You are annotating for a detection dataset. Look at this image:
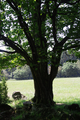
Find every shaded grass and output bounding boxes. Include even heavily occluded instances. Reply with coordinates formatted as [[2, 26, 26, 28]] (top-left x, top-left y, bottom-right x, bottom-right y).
[[7, 77, 80, 105]]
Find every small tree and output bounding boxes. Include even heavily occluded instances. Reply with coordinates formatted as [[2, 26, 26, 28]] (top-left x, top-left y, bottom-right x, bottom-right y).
[[0, 73, 9, 104]]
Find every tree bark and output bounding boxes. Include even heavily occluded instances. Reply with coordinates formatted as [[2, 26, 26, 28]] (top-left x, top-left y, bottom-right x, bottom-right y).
[[30, 47, 62, 107], [30, 66, 55, 107]]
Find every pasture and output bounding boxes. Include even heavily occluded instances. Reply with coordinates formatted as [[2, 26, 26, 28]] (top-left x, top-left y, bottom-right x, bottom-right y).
[[7, 77, 80, 105]]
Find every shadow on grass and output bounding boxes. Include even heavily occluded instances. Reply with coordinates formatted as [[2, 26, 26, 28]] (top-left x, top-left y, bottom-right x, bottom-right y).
[[3, 98, 80, 120], [57, 100, 80, 106], [10, 100, 80, 120]]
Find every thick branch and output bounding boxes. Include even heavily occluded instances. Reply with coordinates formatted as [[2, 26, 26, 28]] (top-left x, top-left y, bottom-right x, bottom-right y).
[[0, 34, 32, 64], [51, 1, 58, 44], [36, 0, 43, 47], [59, 36, 69, 45], [52, 13, 57, 43], [6, 0, 37, 60], [49, 43, 63, 81], [45, 0, 52, 18], [6, 0, 16, 10], [0, 49, 16, 54]]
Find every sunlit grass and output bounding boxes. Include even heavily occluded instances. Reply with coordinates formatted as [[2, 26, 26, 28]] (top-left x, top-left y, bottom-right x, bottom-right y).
[[53, 77, 80, 105], [7, 77, 80, 105], [7, 80, 34, 100]]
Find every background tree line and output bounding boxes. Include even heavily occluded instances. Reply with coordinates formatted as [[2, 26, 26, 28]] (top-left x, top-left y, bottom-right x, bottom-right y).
[[57, 51, 80, 77], [57, 60, 80, 77], [1, 65, 33, 80], [0, 51, 80, 80]]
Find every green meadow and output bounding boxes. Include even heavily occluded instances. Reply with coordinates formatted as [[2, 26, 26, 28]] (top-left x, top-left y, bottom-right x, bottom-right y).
[[7, 77, 80, 105]]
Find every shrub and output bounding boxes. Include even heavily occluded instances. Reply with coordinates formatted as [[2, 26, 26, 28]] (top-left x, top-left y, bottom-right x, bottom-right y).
[[0, 74, 9, 104]]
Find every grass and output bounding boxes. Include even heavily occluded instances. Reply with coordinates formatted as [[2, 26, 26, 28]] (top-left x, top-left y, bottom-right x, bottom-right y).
[[7, 77, 80, 105], [53, 77, 80, 105], [5, 78, 80, 120], [7, 79, 34, 101]]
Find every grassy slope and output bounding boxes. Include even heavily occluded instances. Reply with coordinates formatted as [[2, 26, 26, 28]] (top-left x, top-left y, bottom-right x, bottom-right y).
[[7, 77, 80, 105]]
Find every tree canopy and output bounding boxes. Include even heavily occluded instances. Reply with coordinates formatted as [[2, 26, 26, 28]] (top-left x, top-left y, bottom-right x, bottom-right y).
[[0, 0, 80, 68], [0, 0, 80, 105]]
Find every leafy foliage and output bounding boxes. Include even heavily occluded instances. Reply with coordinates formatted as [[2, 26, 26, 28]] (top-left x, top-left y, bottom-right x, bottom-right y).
[[0, 73, 9, 104], [0, 0, 80, 69]]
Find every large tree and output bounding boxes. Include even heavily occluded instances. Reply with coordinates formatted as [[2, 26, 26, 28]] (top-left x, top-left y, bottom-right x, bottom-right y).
[[0, 0, 80, 106]]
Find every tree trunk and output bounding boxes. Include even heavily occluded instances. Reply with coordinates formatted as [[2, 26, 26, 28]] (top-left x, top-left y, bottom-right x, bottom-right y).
[[30, 47, 62, 107], [30, 67, 55, 107]]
